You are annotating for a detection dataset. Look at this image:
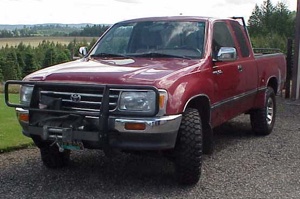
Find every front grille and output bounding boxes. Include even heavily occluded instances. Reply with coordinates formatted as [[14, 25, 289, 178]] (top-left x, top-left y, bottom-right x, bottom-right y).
[[37, 86, 120, 115], [5, 81, 159, 118]]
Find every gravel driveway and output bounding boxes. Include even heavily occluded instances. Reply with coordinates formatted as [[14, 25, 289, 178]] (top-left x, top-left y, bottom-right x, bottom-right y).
[[0, 97, 300, 199]]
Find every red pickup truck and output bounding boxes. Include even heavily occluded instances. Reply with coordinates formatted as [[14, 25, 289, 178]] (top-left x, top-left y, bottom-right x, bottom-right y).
[[5, 16, 286, 185]]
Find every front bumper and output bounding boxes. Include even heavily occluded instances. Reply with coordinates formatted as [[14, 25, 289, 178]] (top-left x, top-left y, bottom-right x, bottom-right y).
[[17, 108, 182, 150]]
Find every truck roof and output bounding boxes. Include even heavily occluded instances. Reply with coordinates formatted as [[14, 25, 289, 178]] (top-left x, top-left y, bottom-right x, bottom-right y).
[[119, 16, 218, 23]]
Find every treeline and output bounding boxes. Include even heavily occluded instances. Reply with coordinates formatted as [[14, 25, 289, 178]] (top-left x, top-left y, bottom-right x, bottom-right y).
[[247, 0, 296, 52], [69, 25, 109, 37], [0, 39, 97, 81], [0, 24, 110, 38]]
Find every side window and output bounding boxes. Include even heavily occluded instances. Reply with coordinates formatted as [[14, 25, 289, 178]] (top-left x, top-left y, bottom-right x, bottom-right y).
[[230, 21, 250, 57], [212, 22, 235, 57]]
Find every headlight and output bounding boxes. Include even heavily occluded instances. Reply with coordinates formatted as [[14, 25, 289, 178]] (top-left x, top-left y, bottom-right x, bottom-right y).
[[119, 91, 156, 114], [118, 89, 168, 116], [20, 85, 34, 106]]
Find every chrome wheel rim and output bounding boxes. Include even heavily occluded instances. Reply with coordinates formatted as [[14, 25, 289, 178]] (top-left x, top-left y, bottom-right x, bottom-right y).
[[266, 97, 274, 125]]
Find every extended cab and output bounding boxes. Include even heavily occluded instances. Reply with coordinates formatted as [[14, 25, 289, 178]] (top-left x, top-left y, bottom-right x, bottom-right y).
[[5, 16, 286, 185]]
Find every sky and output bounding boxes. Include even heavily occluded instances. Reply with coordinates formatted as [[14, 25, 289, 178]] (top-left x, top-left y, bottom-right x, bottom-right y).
[[0, 0, 297, 25]]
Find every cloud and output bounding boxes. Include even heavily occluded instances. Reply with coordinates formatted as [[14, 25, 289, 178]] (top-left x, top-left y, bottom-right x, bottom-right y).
[[0, 0, 296, 25], [224, 0, 256, 5], [113, 0, 140, 4]]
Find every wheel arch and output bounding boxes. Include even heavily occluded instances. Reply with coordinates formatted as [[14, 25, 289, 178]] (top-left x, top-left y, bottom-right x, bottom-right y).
[[183, 94, 214, 154], [267, 76, 278, 94], [183, 94, 211, 131]]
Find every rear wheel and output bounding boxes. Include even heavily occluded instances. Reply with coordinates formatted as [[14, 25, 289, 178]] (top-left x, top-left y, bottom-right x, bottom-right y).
[[250, 87, 276, 135], [174, 108, 202, 185]]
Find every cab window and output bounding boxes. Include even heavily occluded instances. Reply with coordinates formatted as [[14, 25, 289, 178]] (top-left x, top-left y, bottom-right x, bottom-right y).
[[230, 21, 250, 57], [212, 22, 235, 58]]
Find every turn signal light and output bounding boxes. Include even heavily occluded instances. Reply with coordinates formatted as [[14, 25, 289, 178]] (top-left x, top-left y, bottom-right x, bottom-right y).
[[18, 113, 29, 122], [159, 95, 165, 109], [125, 122, 146, 130]]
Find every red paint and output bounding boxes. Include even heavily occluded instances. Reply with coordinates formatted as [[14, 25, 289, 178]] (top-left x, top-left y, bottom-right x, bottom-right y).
[[24, 16, 286, 128]]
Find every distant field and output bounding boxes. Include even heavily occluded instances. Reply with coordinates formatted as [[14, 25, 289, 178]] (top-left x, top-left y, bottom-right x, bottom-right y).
[[0, 36, 97, 47]]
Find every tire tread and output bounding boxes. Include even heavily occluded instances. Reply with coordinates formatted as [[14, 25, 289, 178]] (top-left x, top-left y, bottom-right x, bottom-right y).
[[175, 108, 202, 185]]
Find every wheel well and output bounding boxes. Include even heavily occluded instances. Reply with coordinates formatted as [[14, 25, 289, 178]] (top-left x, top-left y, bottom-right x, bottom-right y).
[[268, 77, 278, 94], [185, 96, 211, 130]]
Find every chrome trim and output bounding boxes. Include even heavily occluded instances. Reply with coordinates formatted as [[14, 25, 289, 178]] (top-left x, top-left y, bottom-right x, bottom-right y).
[[40, 89, 120, 112], [113, 114, 182, 134], [157, 89, 168, 116], [212, 69, 223, 75], [16, 108, 30, 136], [40, 91, 105, 98], [216, 47, 237, 61], [266, 76, 277, 85], [111, 88, 157, 92], [17, 106, 182, 135], [258, 86, 267, 92], [70, 93, 81, 102], [266, 96, 274, 125], [16, 107, 29, 114], [183, 94, 210, 112], [211, 88, 264, 109]]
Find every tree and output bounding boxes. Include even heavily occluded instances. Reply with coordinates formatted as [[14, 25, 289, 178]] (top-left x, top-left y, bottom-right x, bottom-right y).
[[0, 30, 13, 38], [247, 0, 296, 52], [261, 0, 275, 34], [248, 4, 263, 36], [3, 50, 22, 80], [0, 38, 97, 79], [43, 47, 58, 68], [69, 24, 110, 37], [0, 56, 4, 82], [273, 3, 295, 37], [23, 51, 39, 76], [56, 49, 70, 64]]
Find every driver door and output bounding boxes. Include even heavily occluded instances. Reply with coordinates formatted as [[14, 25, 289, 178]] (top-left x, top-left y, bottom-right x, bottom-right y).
[[211, 21, 244, 126]]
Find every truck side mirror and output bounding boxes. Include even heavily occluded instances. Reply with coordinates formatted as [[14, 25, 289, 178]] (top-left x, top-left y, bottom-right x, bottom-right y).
[[79, 47, 88, 56], [216, 47, 237, 61]]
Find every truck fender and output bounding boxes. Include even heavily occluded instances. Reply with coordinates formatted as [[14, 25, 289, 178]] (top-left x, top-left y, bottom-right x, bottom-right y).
[[267, 76, 278, 95], [254, 76, 278, 109], [183, 94, 214, 154]]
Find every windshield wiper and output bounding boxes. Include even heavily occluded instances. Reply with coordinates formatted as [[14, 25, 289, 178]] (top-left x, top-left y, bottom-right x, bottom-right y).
[[90, 53, 129, 58], [132, 52, 192, 60]]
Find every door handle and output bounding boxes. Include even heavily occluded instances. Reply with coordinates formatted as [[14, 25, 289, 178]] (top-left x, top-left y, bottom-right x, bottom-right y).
[[213, 69, 223, 75], [238, 65, 243, 72]]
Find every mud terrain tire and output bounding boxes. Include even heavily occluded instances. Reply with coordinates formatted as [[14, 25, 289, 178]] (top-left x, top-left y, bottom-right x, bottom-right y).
[[250, 87, 276, 135], [175, 108, 203, 185]]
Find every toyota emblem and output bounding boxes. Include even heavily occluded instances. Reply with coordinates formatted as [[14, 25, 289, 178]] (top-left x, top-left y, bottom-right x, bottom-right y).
[[70, 93, 81, 102]]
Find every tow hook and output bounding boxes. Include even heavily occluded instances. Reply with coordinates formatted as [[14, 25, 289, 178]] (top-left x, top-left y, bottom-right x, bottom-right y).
[[57, 143, 65, 152], [50, 137, 65, 152]]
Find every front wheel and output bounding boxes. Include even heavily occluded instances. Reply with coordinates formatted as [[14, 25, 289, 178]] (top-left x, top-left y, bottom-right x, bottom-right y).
[[250, 87, 276, 135], [174, 108, 203, 185], [40, 144, 70, 169]]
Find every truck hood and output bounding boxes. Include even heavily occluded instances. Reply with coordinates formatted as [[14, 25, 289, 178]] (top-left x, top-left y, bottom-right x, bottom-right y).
[[25, 58, 201, 86]]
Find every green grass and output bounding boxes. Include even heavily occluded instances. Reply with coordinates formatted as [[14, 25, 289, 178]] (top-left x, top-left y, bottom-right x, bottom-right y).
[[0, 94, 33, 153]]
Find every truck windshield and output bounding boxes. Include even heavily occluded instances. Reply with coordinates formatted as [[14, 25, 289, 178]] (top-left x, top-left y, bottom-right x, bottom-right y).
[[90, 21, 206, 59]]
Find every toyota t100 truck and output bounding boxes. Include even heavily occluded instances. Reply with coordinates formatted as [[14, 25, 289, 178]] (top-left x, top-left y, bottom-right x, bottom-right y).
[[5, 16, 286, 185]]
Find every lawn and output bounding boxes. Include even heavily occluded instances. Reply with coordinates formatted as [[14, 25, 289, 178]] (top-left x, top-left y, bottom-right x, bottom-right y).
[[0, 93, 33, 153]]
